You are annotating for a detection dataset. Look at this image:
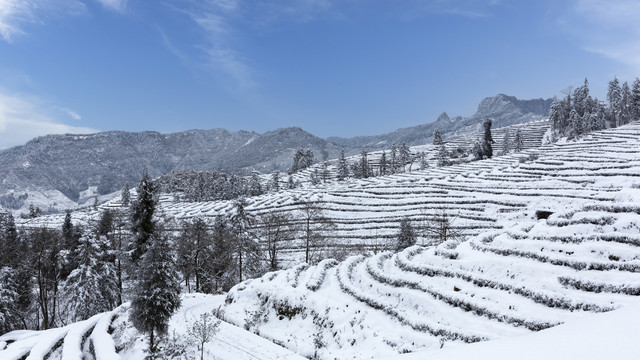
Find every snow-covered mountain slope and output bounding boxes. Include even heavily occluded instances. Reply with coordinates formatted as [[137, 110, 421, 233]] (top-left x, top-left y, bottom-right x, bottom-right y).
[[213, 202, 640, 358], [4, 205, 640, 359], [5, 122, 640, 359], [21, 121, 640, 265]]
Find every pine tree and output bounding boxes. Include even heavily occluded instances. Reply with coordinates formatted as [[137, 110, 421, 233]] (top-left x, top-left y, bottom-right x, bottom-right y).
[[481, 118, 494, 158], [130, 171, 157, 264], [632, 78, 640, 120], [270, 171, 280, 192], [608, 77, 622, 127], [359, 150, 370, 178], [337, 150, 349, 180], [433, 129, 443, 145], [121, 181, 131, 207], [621, 81, 632, 125], [63, 234, 117, 322], [512, 128, 523, 152], [501, 130, 511, 155], [395, 218, 416, 252], [130, 232, 182, 355], [379, 151, 388, 176], [303, 149, 315, 169], [248, 172, 262, 196], [0, 267, 21, 334], [290, 149, 304, 174], [398, 143, 411, 172]]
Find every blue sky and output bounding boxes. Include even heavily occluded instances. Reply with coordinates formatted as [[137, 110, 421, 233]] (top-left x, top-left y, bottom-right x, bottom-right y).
[[0, 0, 639, 148]]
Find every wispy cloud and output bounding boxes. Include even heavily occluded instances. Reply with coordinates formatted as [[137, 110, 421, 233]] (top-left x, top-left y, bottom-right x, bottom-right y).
[[0, 90, 97, 149], [0, 0, 86, 42], [163, 0, 337, 90], [95, 0, 128, 13], [566, 0, 640, 70]]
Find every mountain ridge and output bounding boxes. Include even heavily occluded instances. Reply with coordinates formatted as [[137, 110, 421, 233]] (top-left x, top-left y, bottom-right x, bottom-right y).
[[0, 93, 552, 212]]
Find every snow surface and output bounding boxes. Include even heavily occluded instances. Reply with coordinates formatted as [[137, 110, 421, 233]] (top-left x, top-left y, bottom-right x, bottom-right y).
[[5, 122, 640, 359], [391, 299, 640, 360]]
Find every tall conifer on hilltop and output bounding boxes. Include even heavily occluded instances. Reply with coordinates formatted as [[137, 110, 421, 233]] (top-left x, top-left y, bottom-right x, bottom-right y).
[[130, 170, 157, 264]]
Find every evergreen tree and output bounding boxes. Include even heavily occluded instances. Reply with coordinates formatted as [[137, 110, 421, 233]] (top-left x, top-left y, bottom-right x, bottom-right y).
[[130, 171, 157, 264], [310, 169, 321, 185], [63, 234, 118, 322], [512, 128, 523, 152], [0, 267, 22, 334], [398, 143, 411, 172], [608, 77, 622, 127], [287, 175, 296, 189], [621, 81, 632, 125], [395, 218, 416, 252], [433, 129, 443, 145], [390, 144, 398, 174], [121, 182, 131, 207], [501, 130, 511, 155], [379, 151, 388, 176], [303, 149, 315, 169], [358, 150, 370, 178], [337, 150, 349, 180], [632, 78, 640, 120], [248, 172, 262, 197], [97, 209, 115, 237], [230, 198, 262, 282], [0, 212, 19, 268], [270, 171, 280, 192], [289, 149, 304, 174], [418, 151, 429, 170], [437, 145, 450, 167], [130, 232, 182, 355], [481, 118, 495, 159]]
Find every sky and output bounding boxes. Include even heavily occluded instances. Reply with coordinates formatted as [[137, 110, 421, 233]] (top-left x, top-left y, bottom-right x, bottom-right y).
[[1, 0, 640, 148]]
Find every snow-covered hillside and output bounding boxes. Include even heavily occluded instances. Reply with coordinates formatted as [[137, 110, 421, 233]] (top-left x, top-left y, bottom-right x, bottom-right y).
[[5, 122, 640, 359], [20, 120, 639, 264]]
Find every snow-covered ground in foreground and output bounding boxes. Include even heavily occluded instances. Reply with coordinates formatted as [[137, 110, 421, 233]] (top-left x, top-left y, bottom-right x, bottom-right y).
[[0, 294, 306, 360], [392, 299, 640, 360]]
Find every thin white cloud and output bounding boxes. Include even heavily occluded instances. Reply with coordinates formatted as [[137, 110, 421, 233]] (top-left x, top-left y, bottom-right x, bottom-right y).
[[0, 0, 86, 42], [0, 91, 97, 149], [59, 107, 82, 121], [165, 0, 337, 89], [95, 0, 128, 13], [568, 0, 640, 70]]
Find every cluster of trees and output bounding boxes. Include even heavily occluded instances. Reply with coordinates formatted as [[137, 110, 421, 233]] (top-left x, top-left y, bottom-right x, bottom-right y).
[[289, 149, 315, 174], [0, 208, 124, 333], [550, 77, 640, 138], [335, 145, 427, 181], [155, 170, 263, 202]]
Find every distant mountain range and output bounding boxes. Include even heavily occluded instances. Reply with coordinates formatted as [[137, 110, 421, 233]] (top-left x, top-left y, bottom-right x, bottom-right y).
[[0, 94, 552, 212], [328, 94, 552, 148]]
